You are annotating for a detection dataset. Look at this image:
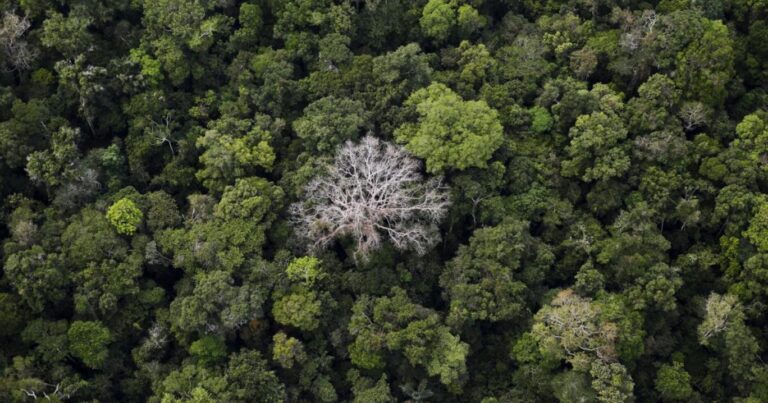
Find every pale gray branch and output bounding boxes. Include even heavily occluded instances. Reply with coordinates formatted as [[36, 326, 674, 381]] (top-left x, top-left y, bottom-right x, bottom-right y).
[[290, 135, 450, 260]]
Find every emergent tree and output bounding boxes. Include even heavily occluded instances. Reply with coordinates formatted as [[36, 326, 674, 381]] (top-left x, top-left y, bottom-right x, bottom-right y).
[[289, 135, 449, 259]]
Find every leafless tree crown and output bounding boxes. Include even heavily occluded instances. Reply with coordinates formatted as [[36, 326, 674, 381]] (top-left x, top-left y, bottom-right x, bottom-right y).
[[290, 135, 450, 259], [1, 12, 37, 72], [679, 101, 709, 132]]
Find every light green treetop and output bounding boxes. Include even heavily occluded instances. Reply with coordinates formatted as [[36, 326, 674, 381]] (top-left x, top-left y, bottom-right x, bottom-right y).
[[395, 82, 503, 173], [107, 198, 143, 235]]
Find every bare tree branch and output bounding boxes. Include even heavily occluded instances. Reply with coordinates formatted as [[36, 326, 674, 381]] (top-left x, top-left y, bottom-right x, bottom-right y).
[[290, 135, 450, 260], [678, 101, 709, 132], [0, 12, 37, 72]]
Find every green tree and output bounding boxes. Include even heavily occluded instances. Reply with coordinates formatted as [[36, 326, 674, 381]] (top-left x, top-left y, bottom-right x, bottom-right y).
[[272, 287, 323, 332], [4, 246, 68, 313], [457, 4, 486, 37], [285, 256, 326, 287], [590, 360, 635, 403], [440, 219, 554, 326], [214, 177, 284, 223], [157, 363, 228, 403], [195, 117, 276, 193], [698, 293, 741, 346], [348, 371, 395, 403], [272, 332, 307, 369], [189, 335, 227, 366], [562, 111, 630, 182], [395, 82, 503, 173], [674, 19, 734, 107], [25, 127, 81, 193], [530, 106, 554, 134], [697, 293, 764, 395], [21, 319, 70, 365], [348, 288, 469, 390], [230, 3, 263, 48], [156, 350, 286, 402], [67, 320, 111, 368], [293, 96, 367, 153], [141, 0, 232, 84], [40, 11, 93, 57], [0, 99, 57, 169], [719, 113, 768, 188], [107, 198, 143, 235], [224, 350, 286, 402], [420, 0, 456, 42], [597, 203, 671, 287], [530, 289, 619, 369], [155, 216, 266, 274], [521, 289, 643, 401], [146, 191, 182, 232], [655, 362, 693, 401], [169, 270, 266, 337]]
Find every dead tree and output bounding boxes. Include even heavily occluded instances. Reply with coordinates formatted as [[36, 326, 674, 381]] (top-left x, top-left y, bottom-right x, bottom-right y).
[[678, 101, 709, 132], [290, 135, 450, 259], [0, 12, 37, 72]]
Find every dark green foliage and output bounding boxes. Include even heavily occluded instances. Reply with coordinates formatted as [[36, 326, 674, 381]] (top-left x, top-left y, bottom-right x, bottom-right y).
[[0, 1, 765, 402], [293, 96, 368, 153], [67, 320, 111, 368], [655, 361, 693, 401], [190, 335, 228, 366], [440, 219, 553, 326]]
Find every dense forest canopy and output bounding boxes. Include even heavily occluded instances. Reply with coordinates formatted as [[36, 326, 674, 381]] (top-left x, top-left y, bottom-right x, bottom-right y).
[[1, 0, 767, 401]]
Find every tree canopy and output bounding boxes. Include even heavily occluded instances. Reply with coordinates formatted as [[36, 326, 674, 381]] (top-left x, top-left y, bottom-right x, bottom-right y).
[[1, 1, 768, 402]]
